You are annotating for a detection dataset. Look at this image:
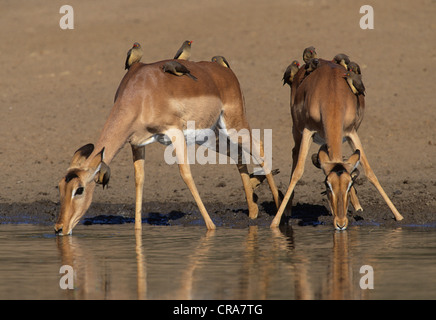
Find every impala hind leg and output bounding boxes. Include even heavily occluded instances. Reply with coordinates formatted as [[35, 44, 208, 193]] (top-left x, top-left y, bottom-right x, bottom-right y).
[[132, 145, 145, 230], [349, 187, 363, 212], [211, 134, 259, 219], [258, 139, 281, 209], [285, 127, 303, 212], [346, 140, 363, 212], [226, 127, 281, 211], [348, 131, 404, 221], [271, 128, 314, 228], [170, 129, 216, 230], [236, 162, 259, 219]]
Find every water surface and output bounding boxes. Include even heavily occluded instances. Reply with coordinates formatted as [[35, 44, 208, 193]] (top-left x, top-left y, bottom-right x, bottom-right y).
[[0, 223, 435, 299]]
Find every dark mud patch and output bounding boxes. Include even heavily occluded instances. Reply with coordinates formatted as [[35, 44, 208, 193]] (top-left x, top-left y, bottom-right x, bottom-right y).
[[1, 197, 435, 229]]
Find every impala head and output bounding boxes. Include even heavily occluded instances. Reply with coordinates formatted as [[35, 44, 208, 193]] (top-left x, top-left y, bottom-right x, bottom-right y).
[[312, 147, 361, 230], [55, 144, 111, 235]]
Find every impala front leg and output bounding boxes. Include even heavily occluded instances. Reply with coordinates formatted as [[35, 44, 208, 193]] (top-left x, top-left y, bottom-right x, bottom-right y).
[[132, 145, 145, 230], [348, 131, 404, 221], [271, 128, 314, 228]]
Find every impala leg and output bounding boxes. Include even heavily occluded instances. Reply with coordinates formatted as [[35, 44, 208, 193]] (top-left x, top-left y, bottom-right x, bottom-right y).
[[348, 131, 404, 221], [271, 128, 314, 228], [131, 145, 146, 230], [349, 187, 363, 212], [347, 140, 363, 211], [212, 135, 258, 219], [287, 127, 302, 210], [172, 130, 216, 230], [236, 162, 259, 219], [227, 128, 281, 211], [257, 139, 281, 209]]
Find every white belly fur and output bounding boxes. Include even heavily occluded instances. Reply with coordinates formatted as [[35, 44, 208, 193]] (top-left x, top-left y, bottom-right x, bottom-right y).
[[138, 113, 228, 148]]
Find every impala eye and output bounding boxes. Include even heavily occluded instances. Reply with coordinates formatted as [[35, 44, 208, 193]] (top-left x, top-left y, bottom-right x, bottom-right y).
[[74, 187, 84, 196]]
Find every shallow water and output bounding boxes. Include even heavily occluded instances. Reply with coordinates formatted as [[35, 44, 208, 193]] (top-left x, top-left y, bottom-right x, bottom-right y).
[[0, 223, 435, 300]]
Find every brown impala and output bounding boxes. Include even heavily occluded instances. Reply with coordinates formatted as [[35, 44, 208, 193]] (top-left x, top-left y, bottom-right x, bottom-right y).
[[55, 60, 280, 235], [271, 59, 404, 230]]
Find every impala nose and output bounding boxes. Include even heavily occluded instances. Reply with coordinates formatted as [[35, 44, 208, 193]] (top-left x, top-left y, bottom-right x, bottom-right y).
[[334, 218, 348, 231], [54, 225, 63, 235]]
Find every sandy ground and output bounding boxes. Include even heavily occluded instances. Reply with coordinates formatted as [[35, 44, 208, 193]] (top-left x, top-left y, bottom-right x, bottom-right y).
[[0, 0, 435, 228]]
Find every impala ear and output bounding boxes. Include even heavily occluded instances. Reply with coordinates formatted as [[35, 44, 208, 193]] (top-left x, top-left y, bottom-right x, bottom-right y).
[[95, 161, 111, 189], [311, 153, 321, 169], [351, 168, 360, 181], [70, 143, 94, 168], [345, 149, 361, 172], [88, 148, 111, 188], [317, 147, 330, 168], [317, 146, 337, 175]]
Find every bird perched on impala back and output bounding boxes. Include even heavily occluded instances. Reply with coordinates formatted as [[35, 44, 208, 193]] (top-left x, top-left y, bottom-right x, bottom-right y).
[[348, 61, 361, 75], [303, 46, 317, 63], [343, 71, 365, 96], [125, 42, 143, 70], [174, 40, 193, 60], [282, 60, 300, 86], [333, 53, 350, 69], [305, 58, 319, 74], [211, 56, 230, 68], [162, 61, 197, 81]]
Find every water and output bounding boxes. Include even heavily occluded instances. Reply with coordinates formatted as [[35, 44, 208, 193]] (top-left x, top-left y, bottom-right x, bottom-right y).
[[0, 223, 435, 300]]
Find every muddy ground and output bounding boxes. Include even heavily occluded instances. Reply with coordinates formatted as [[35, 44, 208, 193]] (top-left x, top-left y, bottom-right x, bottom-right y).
[[0, 0, 435, 229]]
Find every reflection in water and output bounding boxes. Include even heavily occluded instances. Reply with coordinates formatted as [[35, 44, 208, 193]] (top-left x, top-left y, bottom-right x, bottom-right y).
[[54, 225, 363, 299], [177, 230, 216, 299], [56, 235, 111, 299], [2, 224, 434, 299], [135, 228, 146, 300]]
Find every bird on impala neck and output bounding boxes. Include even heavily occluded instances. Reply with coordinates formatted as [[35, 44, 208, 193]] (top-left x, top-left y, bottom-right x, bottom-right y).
[[343, 71, 365, 96], [333, 53, 350, 69], [348, 61, 362, 75], [305, 58, 319, 74], [303, 46, 317, 63], [282, 60, 300, 86], [174, 40, 193, 60], [162, 61, 197, 81], [125, 42, 143, 70], [211, 56, 231, 68]]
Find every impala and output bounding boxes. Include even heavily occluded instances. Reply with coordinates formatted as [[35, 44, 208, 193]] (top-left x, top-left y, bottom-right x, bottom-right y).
[[271, 59, 404, 230], [55, 60, 280, 235]]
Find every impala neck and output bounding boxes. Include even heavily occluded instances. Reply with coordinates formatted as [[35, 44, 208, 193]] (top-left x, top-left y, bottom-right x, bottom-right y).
[[90, 103, 136, 166], [323, 114, 344, 163]]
